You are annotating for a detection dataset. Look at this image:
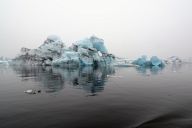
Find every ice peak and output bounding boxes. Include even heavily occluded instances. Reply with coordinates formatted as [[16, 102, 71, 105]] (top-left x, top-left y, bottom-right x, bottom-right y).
[[47, 35, 61, 42]]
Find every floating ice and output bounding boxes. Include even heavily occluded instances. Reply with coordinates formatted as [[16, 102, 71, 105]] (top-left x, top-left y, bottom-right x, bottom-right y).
[[12, 35, 170, 69], [0, 60, 9, 66], [107, 75, 123, 78], [132, 55, 164, 67], [0, 57, 11, 66], [24, 89, 36, 94], [24, 89, 41, 94], [165, 56, 182, 64], [132, 55, 148, 66], [13, 35, 115, 67], [13, 35, 65, 66]]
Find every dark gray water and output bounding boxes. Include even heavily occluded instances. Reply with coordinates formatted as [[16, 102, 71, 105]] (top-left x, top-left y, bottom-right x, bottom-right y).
[[0, 64, 192, 128]]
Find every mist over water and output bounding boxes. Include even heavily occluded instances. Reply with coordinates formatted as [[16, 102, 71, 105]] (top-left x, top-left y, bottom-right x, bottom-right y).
[[0, 0, 192, 59], [0, 64, 192, 128]]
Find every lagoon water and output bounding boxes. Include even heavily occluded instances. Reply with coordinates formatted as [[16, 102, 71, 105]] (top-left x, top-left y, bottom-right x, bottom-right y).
[[0, 64, 192, 128]]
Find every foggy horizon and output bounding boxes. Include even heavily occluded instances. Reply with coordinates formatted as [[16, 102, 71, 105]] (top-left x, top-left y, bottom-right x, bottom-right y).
[[0, 0, 192, 59]]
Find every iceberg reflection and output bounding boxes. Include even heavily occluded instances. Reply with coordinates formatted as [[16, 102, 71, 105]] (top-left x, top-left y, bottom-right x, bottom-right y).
[[12, 66, 115, 94], [135, 65, 164, 75]]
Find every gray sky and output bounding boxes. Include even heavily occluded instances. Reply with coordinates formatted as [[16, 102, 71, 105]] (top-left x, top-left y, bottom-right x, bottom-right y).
[[0, 0, 192, 59]]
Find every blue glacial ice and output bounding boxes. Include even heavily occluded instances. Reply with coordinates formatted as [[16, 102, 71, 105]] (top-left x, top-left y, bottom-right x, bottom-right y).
[[71, 36, 113, 66], [12, 35, 180, 69], [132, 56, 165, 67], [150, 56, 162, 66], [90, 36, 108, 53], [13, 35, 115, 67], [52, 50, 80, 68]]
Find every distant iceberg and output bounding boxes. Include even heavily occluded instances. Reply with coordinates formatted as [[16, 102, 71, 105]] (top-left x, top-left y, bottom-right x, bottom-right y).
[[132, 55, 165, 67], [0, 57, 11, 66], [0, 60, 9, 65], [165, 56, 182, 64]]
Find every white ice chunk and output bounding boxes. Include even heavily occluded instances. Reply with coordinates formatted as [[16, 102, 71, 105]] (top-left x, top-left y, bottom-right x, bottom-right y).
[[165, 56, 182, 64]]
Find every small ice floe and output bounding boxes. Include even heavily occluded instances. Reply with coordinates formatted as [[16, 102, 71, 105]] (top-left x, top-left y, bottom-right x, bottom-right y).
[[86, 93, 97, 97], [24, 89, 36, 94], [113, 63, 138, 67], [24, 89, 41, 94], [107, 75, 123, 78]]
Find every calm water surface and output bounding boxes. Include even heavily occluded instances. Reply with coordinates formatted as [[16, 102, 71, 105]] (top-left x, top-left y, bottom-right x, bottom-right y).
[[0, 64, 192, 128]]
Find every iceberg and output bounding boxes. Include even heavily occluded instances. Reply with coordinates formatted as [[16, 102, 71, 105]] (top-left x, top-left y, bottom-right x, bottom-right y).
[[13, 35, 65, 66], [13, 35, 115, 67], [0, 57, 11, 66], [132, 55, 148, 66], [0, 60, 9, 65], [132, 55, 164, 67], [71, 36, 114, 66], [165, 56, 182, 64]]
